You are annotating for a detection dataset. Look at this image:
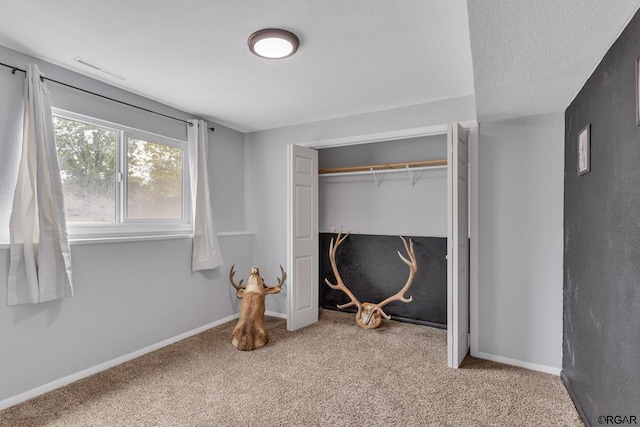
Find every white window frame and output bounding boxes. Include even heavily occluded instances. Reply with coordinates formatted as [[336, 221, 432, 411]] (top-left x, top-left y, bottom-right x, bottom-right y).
[[52, 108, 192, 239]]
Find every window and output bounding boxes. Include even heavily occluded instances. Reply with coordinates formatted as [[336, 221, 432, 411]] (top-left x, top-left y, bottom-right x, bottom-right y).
[[52, 110, 190, 237]]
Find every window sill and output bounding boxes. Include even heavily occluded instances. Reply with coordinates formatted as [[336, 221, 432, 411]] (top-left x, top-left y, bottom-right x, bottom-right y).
[[0, 231, 254, 249], [69, 233, 193, 246]]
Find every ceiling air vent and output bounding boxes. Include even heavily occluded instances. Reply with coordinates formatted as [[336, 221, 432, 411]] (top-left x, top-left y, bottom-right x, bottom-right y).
[[73, 56, 125, 80]]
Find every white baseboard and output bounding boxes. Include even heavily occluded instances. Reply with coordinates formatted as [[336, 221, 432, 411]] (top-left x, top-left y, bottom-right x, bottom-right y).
[[475, 351, 561, 376], [265, 310, 287, 319], [0, 313, 239, 412]]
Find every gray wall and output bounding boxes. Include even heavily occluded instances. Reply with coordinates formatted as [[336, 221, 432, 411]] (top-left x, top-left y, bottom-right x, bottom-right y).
[[244, 96, 476, 314], [563, 8, 640, 421], [0, 46, 245, 239], [247, 100, 566, 375], [0, 236, 251, 405], [477, 112, 564, 373], [318, 135, 447, 236], [0, 46, 248, 405], [317, 135, 447, 169]]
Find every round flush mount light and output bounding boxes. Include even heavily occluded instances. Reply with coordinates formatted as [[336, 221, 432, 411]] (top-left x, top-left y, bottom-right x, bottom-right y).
[[248, 28, 299, 59]]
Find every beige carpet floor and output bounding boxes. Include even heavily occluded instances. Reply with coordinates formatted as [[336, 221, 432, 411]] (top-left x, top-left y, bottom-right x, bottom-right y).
[[0, 309, 582, 426]]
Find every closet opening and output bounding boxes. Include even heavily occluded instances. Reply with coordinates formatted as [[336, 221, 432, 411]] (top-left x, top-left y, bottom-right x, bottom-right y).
[[287, 122, 472, 367], [317, 134, 449, 329]]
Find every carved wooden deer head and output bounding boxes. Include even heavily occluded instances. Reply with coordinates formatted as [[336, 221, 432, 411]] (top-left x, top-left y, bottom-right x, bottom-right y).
[[324, 232, 417, 329], [229, 265, 286, 350]]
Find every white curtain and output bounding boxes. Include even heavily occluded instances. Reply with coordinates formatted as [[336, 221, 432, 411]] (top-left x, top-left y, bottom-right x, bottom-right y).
[[187, 119, 223, 271], [7, 64, 73, 306]]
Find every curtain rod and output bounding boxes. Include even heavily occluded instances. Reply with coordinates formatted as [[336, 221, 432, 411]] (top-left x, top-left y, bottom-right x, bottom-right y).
[[0, 61, 214, 132]]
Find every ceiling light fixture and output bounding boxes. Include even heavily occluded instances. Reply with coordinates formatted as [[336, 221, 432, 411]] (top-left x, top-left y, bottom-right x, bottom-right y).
[[248, 28, 299, 59]]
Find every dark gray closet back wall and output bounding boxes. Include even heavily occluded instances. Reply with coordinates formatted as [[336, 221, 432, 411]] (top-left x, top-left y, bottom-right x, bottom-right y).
[[564, 9, 640, 422]]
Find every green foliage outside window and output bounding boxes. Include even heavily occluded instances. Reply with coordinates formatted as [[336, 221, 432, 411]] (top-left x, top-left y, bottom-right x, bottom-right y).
[[53, 115, 184, 223], [53, 116, 116, 222]]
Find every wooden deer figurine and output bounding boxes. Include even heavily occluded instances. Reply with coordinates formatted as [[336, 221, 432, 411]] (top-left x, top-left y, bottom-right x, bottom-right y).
[[229, 265, 286, 350]]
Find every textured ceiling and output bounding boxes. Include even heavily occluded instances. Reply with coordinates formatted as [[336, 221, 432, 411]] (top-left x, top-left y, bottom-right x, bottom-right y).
[[468, 0, 640, 122], [0, 0, 474, 132], [0, 1, 639, 131]]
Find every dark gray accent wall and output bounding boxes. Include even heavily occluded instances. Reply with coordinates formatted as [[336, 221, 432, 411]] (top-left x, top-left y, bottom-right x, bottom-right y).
[[564, 8, 640, 422]]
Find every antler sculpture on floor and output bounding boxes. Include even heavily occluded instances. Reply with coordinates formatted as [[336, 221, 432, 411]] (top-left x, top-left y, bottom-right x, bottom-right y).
[[324, 231, 418, 329]]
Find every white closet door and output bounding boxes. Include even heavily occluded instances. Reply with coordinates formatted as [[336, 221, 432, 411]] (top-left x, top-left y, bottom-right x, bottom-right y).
[[447, 123, 470, 368], [286, 144, 319, 331]]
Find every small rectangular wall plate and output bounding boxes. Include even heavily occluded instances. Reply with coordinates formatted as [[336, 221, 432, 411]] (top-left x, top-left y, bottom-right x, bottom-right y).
[[636, 56, 640, 126], [578, 124, 591, 176]]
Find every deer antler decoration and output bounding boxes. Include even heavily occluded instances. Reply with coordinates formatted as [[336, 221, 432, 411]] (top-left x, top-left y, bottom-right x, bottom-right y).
[[325, 231, 418, 329], [229, 265, 287, 350], [324, 232, 364, 321]]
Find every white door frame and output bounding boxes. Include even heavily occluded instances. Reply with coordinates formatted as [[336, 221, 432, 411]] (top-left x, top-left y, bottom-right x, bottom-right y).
[[298, 121, 479, 359]]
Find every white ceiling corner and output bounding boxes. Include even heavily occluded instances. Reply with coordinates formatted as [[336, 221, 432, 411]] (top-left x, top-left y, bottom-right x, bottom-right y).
[[467, 0, 640, 122]]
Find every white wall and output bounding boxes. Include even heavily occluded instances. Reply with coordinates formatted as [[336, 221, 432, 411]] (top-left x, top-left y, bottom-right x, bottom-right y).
[[318, 135, 448, 236], [245, 95, 477, 314], [475, 112, 564, 373], [0, 45, 248, 406]]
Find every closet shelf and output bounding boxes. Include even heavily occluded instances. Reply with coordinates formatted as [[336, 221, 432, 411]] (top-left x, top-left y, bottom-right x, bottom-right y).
[[318, 159, 447, 187], [318, 159, 446, 175]]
